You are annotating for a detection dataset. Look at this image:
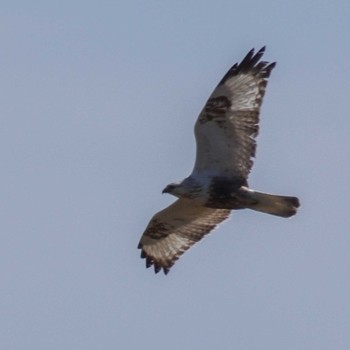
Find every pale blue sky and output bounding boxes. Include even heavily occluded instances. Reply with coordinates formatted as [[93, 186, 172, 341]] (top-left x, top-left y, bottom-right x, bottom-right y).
[[1, 1, 350, 349]]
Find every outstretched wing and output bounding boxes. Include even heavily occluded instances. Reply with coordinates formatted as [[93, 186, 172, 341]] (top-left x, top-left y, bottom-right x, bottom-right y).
[[138, 199, 231, 274], [193, 47, 276, 181]]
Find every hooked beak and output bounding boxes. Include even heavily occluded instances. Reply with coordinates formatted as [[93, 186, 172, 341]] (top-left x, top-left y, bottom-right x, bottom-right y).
[[162, 186, 170, 194]]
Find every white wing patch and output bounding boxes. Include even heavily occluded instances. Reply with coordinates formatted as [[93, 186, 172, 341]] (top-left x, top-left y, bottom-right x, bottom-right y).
[[193, 47, 275, 179]]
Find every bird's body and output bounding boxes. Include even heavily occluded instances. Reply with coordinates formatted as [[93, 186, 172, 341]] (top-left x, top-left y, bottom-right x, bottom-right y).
[[164, 175, 298, 215], [138, 47, 300, 274]]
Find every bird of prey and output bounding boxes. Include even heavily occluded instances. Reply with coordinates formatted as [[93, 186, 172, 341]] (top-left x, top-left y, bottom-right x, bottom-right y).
[[138, 47, 300, 274]]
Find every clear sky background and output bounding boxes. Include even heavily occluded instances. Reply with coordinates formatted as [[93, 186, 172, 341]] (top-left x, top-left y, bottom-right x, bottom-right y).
[[1, 1, 350, 349]]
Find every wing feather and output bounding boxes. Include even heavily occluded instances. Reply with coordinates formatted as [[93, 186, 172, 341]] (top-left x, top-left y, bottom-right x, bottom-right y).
[[193, 47, 276, 180], [138, 199, 231, 274]]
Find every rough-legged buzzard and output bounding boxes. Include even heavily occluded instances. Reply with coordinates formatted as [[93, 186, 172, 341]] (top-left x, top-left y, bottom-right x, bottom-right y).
[[138, 47, 300, 274]]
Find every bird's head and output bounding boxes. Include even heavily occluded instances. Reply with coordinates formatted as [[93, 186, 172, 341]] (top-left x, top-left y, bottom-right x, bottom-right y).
[[162, 182, 183, 197]]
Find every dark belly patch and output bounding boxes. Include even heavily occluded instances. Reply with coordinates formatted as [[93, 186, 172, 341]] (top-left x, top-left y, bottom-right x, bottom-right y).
[[206, 177, 249, 209]]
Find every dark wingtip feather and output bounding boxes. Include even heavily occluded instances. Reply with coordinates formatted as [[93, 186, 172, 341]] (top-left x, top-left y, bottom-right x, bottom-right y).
[[241, 46, 265, 68], [138, 244, 172, 275], [219, 46, 275, 85], [258, 46, 266, 54]]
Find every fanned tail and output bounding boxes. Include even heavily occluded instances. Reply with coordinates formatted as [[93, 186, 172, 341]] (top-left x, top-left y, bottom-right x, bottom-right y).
[[238, 188, 300, 218]]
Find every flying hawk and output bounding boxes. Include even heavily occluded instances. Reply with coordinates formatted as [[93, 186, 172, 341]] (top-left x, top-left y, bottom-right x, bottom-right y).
[[138, 47, 300, 274]]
